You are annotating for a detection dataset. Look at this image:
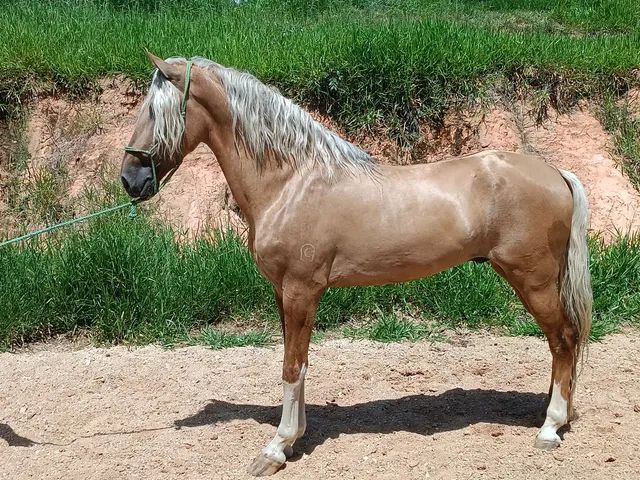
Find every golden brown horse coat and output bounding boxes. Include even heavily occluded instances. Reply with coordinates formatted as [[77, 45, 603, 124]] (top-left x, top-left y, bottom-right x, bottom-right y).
[[121, 54, 592, 476]]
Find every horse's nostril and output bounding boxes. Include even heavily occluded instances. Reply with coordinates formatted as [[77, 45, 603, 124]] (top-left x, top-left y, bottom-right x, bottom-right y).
[[121, 175, 131, 193]]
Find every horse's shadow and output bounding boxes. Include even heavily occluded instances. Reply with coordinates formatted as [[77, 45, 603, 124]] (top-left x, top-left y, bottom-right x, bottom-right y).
[[174, 388, 547, 457], [0, 423, 38, 447]]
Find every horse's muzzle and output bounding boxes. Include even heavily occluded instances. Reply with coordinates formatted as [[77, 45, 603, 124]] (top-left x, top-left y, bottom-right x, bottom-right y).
[[121, 165, 153, 199]]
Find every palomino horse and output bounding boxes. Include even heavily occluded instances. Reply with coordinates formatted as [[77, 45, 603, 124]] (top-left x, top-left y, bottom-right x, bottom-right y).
[[121, 53, 592, 476]]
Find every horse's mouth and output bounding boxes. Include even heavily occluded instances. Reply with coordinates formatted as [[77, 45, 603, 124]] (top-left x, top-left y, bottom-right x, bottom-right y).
[[138, 177, 155, 200]]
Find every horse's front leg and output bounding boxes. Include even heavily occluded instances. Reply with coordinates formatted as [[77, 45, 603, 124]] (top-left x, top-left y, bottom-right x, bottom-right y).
[[247, 284, 321, 476]]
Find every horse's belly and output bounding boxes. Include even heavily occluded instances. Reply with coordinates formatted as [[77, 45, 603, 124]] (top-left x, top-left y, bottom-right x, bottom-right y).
[[328, 238, 476, 287], [325, 193, 486, 286]]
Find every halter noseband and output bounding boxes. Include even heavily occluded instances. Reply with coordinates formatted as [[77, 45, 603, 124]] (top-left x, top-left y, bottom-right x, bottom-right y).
[[124, 59, 193, 198]]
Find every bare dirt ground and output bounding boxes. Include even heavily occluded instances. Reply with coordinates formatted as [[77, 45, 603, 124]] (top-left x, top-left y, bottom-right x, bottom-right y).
[[1, 332, 639, 479]]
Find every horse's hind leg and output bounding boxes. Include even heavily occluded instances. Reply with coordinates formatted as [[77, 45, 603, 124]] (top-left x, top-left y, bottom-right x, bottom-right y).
[[527, 285, 577, 450], [491, 256, 578, 450]]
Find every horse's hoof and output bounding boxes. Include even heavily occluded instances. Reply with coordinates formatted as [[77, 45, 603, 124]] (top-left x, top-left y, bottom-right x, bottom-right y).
[[534, 435, 561, 451], [247, 452, 285, 477], [283, 445, 294, 458]]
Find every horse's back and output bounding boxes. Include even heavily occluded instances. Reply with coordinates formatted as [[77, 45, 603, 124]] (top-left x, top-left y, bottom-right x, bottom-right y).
[[382, 149, 573, 231], [381, 149, 575, 262], [448, 149, 567, 188]]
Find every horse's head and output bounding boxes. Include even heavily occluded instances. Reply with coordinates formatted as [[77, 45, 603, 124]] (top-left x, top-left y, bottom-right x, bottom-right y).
[[121, 52, 210, 199]]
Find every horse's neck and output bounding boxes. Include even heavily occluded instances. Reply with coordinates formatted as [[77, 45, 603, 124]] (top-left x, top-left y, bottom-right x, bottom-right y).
[[205, 135, 294, 226], [198, 80, 298, 227]]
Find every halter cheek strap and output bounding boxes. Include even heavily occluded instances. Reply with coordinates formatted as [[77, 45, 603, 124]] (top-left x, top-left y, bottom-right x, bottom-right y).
[[124, 59, 193, 198]]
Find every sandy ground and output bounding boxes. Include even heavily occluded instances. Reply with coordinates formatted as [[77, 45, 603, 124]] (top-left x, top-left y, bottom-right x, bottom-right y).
[[1, 332, 639, 479]]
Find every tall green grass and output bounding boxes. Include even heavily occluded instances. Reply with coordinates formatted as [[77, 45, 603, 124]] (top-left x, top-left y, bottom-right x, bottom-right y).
[[599, 97, 640, 190], [0, 1, 638, 129], [1, 1, 639, 348], [1, 215, 638, 348], [0, 217, 272, 346]]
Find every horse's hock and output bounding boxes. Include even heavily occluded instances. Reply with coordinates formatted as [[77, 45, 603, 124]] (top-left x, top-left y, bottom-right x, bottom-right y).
[[2, 81, 639, 239]]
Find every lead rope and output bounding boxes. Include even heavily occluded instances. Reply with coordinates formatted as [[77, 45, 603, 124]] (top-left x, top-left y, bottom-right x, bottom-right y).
[[1, 60, 193, 248], [0, 200, 142, 248]]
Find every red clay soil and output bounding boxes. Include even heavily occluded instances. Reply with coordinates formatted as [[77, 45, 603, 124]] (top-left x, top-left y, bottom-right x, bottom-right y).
[[1, 332, 639, 479], [3, 80, 639, 239]]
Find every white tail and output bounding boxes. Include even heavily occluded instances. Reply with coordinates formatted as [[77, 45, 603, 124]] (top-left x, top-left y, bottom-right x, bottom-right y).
[[558, 170, 593, 377]]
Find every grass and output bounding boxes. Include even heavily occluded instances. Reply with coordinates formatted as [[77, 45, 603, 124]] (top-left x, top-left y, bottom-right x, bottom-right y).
[[186, 327, 272, 349], [598, 96, 640, 190], [0, 1, 638, 133], [1, 215, 638, 349], [344, 309, 444, 342]]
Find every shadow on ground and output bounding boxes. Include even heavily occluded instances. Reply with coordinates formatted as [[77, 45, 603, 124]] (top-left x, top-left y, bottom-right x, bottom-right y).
[[1, 388, 549, 452], [174, 388, 547, 456], [0, 423, 38, 447]]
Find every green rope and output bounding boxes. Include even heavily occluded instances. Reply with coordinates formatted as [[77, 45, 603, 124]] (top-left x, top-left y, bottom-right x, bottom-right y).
[[1, 59, 194, 249], [0, 199, 141, 249]]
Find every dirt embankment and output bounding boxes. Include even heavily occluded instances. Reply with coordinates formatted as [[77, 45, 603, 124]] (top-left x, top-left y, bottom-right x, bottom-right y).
[[1, 332, 639, 479], [2, 78, 639, 238]]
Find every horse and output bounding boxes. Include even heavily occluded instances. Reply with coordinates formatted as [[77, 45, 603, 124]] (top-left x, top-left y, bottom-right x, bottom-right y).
[[121, 53, 592, 476]]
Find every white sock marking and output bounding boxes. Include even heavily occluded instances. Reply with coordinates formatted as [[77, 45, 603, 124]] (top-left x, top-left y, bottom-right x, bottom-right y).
[[262, 365, 307, 463], [537, 381, 568, 443]]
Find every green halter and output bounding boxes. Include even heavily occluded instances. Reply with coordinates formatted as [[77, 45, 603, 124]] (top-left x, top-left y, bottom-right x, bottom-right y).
[[0, 61, 193, 248], [124, 59, 193, 197]]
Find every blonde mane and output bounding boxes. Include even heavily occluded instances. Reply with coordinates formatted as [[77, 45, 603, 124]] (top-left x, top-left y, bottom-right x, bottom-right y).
[[146, 56, 377, 179], [141, 57, 185, 162]]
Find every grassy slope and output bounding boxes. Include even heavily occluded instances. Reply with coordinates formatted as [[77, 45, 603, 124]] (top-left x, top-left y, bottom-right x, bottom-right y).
[[1, 1, 639, 348], [0, 1, 639, 130], [1, 216, 639, 349]]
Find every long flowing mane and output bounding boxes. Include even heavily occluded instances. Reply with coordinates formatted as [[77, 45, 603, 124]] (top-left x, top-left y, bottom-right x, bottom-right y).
[[145, 56, 377, 179], [141, 58, 186, 162]]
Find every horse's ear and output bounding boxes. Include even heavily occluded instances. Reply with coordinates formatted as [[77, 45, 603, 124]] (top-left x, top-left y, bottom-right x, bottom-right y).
[[145, 49, 185, 92]]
